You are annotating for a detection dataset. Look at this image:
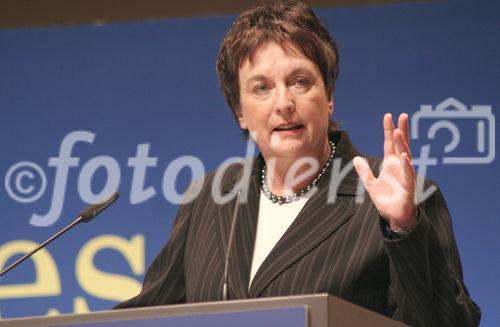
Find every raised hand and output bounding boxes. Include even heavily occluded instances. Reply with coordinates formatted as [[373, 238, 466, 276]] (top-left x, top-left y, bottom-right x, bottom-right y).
[[353, 113, 417, 232]]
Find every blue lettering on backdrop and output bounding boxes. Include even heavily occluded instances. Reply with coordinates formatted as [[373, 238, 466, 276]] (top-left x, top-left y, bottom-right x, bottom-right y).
[[0, 0, 498, 325]]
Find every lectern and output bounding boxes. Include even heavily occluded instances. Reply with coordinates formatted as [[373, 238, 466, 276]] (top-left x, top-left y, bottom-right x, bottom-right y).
[[0, 294, 408, 327]]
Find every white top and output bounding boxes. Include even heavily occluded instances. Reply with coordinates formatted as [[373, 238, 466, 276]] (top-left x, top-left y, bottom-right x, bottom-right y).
[[249, 190, 311, 288]]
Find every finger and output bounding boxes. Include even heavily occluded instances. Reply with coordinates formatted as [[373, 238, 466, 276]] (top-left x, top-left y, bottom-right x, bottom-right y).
[[353, 156, 376, 190], [396, 114, 412, 160], [383, 113, 395, 158], [400, 152, 416, 194], [398, 113, 410, 149], [393, 129, 401, 157], [394, 129, 411, 160]]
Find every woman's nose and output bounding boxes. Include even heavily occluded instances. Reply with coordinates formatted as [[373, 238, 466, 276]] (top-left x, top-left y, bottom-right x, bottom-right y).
[[274, 85, 295, 114]]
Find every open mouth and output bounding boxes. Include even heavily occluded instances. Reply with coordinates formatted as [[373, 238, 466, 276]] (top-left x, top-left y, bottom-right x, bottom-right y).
[[273, 124, 304, 132]]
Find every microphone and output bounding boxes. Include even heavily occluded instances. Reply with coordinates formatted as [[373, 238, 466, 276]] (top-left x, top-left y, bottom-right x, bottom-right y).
[[78, 191, 120, 222], [0, 192, 120, 277]]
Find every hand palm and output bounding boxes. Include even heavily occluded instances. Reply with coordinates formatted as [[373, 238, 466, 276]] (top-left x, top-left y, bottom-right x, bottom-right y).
[[353, 113, 416, 231]]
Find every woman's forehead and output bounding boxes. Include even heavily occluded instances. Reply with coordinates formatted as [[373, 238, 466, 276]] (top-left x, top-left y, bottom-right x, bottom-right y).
[[239, 41, 319, 78], [242, 41, 305, 68]]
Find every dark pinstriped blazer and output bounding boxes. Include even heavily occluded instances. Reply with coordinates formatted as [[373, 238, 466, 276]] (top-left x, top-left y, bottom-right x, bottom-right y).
[[115, 131, 480, 327]]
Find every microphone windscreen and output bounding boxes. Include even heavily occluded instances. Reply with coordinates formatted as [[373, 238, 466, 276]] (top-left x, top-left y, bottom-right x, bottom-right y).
[[78, 192, 120, 223]]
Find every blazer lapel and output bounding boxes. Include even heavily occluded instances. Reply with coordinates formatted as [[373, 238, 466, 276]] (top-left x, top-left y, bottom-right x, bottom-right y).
[[214, 160, 261, 300], [249, 131, 363, 297]]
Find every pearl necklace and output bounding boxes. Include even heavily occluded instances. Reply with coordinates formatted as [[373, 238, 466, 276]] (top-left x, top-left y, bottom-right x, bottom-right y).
[[261, 141, 335, 205]]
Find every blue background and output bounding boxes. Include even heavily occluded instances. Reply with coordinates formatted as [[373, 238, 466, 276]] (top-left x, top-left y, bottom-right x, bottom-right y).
[[1, 0, 498, 325]]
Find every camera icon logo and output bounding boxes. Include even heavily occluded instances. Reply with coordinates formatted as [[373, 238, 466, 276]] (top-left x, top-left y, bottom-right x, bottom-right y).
[[411, 97, 495, 164]]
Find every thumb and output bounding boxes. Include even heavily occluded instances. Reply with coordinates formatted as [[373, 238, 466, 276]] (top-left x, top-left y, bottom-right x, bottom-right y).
[[353, 156, 375, 189]]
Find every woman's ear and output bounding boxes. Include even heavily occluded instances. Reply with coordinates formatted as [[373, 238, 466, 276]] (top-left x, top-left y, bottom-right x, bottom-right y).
[[328, 96, 334, 115], [236, 108, 247, 129]]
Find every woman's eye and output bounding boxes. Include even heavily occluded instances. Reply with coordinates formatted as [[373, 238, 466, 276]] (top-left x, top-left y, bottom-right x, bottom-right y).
[[254, 84, 270, 94], [293, 77, 310, 88]]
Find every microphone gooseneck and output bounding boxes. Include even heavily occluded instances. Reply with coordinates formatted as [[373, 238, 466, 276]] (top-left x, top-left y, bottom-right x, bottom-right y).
[[0, 192, 120, 277], [222, 191, 241, 301]]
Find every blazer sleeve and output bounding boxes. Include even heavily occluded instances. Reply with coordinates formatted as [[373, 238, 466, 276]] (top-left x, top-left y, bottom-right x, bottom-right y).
[[382, 185, 481, 327], [113, 194, 194, 309]]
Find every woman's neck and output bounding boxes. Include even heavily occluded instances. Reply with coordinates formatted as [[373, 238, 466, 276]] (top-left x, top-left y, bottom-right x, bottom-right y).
[[264, 139, 332, 196]]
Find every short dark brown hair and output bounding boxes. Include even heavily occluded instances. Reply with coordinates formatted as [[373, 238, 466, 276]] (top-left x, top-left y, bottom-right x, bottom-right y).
[[216, 0, 340, 136]]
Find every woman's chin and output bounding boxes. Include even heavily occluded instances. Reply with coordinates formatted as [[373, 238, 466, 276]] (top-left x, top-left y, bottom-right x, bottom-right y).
[[267, 141, 311, 159]]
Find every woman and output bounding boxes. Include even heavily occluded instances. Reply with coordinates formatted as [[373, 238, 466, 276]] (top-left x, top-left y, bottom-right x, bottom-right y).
[[116, 1, 480, 326]]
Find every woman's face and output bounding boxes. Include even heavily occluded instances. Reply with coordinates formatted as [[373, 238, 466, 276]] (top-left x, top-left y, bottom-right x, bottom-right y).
[[237, 42, 333, 162]]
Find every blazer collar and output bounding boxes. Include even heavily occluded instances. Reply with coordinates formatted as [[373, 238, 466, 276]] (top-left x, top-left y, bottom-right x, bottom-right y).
[[328, 131, 364, 196]]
